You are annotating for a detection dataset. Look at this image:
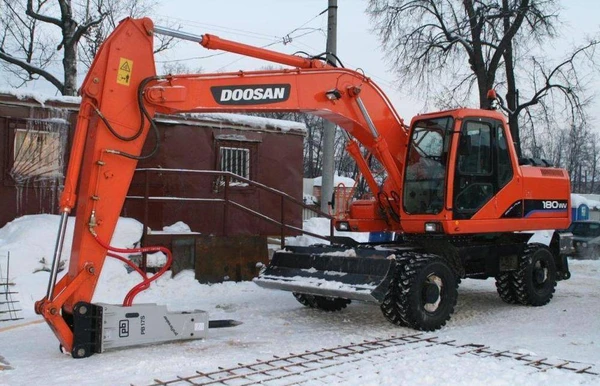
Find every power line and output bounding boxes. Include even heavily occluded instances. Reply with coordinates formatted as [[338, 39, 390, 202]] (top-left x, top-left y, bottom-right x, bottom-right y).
[[156, 9, 327, 47], [155, 27, 324, 65], [156, 10, 327, 66], [214, 29, 325, 72], [155, 16, 280, 42]]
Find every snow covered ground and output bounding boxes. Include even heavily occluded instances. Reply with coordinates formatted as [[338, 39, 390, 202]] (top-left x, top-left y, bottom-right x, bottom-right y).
[[0, 215, 599, 385]]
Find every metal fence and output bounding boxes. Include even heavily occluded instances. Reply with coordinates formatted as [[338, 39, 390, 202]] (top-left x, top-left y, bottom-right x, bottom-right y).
[[0, 252, 23, 322], [302, 205, 321, 221], [126, 169, 334, 270]]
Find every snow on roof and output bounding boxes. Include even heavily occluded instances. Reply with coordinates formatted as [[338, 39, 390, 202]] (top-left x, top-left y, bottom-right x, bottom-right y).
[[313, 174, 356, 187], [165, 113, 307, 135], [572, 193, 600, 210], [0, 88, 308, 134], [0, 87, 80, 107]]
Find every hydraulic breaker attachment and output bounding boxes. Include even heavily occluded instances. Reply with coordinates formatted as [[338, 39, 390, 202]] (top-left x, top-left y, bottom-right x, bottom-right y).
[[254, 245, 405, 303], [70, 302, 239, 358]]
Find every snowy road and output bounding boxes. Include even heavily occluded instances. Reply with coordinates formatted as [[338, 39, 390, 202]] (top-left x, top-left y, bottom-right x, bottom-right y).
[[1, 260, 599, 386]]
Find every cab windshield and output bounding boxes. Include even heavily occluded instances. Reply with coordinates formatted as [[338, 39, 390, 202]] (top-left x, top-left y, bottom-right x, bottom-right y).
[[403, 117, 453, 214]]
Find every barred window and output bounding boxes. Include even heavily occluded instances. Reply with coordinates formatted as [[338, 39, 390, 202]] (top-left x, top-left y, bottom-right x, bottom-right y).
[[214, 140, 258, 191], [219, 146, 250, 179]]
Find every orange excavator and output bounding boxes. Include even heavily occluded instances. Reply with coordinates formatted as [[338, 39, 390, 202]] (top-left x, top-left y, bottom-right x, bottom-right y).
[[35, 18, 573, 358]]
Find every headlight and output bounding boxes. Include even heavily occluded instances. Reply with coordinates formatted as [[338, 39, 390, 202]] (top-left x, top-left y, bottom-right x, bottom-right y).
[[336, 221, 350, 231], [425, 222, 440, 232], [583, 242, 588, 248]]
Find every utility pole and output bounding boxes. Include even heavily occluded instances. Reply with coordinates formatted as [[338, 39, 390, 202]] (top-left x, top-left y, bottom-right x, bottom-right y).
[[320, 0, 337, 213]]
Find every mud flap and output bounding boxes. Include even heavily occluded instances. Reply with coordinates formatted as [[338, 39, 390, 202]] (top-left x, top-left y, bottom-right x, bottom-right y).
[[253, 245, 399, 303]]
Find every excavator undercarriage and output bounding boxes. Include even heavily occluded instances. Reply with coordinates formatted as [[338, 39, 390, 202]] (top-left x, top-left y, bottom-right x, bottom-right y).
[[256, 231, 572, 331]]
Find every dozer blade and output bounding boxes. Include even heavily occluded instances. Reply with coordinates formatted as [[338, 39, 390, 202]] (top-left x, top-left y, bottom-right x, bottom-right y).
[[254, 245, 401, 303]]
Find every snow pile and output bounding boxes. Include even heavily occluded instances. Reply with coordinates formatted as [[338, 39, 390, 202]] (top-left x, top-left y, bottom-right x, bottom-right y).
[[313, 173, 356, 187], [0, 215, 368, 316], [0, 215, 142, 317], [527, 230, 554, 245], [258, 274, 376, 293], [321, 249, 358, 257], [303, 193, 317, 205], [162, 221, 192, 233], [286, 217, 369, 246]]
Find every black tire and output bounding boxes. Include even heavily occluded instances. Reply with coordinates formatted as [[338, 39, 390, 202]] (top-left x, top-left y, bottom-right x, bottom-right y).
[[495, 272, 518, 304], [380, 253, 418, 327], [381, 254, 458, 331], [381, 285, 409, 327], [293, 292, 317, 307], [293, 293, 350, 311], [513, 244, 557, 306]]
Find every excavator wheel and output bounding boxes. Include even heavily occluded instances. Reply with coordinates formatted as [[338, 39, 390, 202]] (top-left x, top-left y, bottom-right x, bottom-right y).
[[292, 293, 351, 312], [495, 273, 518, 304], [513, 243, 557, 306], [381, 285, 409, 327], [381, 253, 458, 331]]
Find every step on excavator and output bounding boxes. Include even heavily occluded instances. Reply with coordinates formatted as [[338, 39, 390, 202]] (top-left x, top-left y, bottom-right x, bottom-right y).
[[35, 18, 573, 358]]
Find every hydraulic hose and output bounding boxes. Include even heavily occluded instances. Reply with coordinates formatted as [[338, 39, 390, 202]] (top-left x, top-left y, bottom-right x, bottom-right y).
[[107, 252, 147, 279], [93, 234, 173, 306]]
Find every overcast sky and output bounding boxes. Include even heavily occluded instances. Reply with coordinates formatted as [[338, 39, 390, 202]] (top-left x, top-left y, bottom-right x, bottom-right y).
[[153, 0, 600, 125], [0, 1, 597, 128]]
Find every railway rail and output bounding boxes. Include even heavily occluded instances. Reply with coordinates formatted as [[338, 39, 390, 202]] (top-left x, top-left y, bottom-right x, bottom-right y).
[[146, 333, 599, 385]]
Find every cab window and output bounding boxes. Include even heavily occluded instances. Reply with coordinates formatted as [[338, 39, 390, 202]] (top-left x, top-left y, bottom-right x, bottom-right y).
[[497, 126, 513, 188], [458, 121, 492, 175], [403, 117, 453, 214]]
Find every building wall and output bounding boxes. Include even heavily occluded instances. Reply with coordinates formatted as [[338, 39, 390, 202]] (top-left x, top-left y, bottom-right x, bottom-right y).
[[0, 101, 77, 225], [0, 95, 304, 236], [125, 121, 304, 235]]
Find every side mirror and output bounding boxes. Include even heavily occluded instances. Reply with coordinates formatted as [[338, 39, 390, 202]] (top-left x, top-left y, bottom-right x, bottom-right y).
[[459, 135, 472, 156]]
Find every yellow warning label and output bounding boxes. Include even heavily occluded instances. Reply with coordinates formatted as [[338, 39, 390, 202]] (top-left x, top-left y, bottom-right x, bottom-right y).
[[116, 58, 133, 86]]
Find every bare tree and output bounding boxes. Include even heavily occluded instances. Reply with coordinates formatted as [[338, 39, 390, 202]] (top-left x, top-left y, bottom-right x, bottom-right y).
[[503, 40, 598, 156], [0, 0, 106, 95], [0, 1, 59, 89], [367, 0, 597, 157], [0, 0, 176, 96], [80, 0, 178, 68]]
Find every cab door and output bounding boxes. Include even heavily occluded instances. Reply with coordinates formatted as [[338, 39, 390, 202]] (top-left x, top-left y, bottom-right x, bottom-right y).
[[453, 118, 513, 219]]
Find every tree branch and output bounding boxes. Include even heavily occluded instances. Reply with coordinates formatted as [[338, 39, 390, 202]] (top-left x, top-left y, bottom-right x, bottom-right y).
[[69, 13, 107, 47], [516, 40, 598, 114], [0, 48, 64, 92], [25, 0, 62, 27], [488, 0, 530, 78]]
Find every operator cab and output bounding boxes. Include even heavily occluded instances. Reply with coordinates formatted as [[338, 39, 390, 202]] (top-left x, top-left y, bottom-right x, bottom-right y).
[[403, 110, 516, 225]]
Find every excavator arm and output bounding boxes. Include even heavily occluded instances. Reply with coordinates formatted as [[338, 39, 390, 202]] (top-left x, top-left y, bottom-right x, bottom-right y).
[[35, 17, 410, 356]]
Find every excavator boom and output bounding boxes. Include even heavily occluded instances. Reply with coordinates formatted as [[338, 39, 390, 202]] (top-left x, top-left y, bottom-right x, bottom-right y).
[[35, 17, 410, 356]]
